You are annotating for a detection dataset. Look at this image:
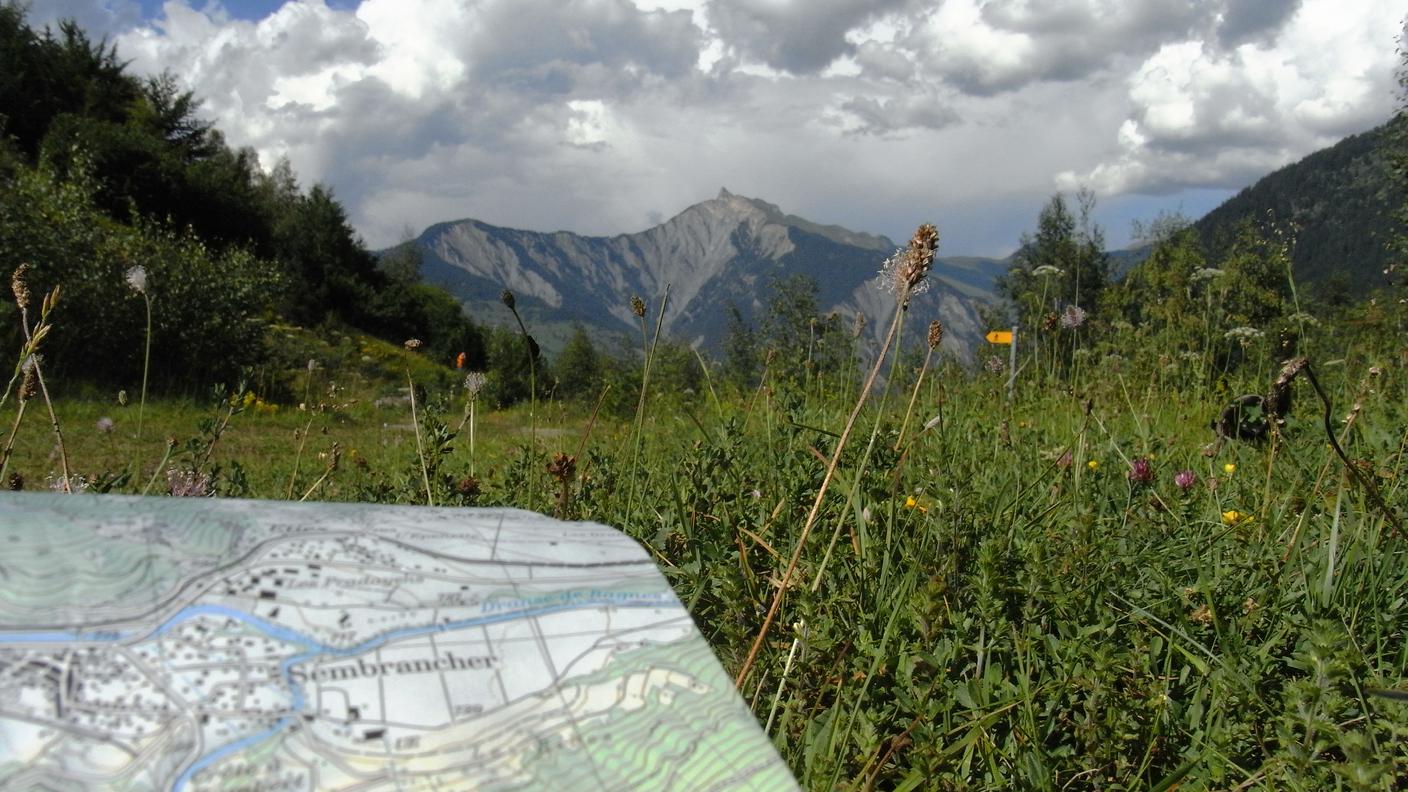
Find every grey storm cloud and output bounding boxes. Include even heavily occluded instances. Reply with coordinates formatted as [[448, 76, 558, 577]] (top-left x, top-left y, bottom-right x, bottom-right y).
[[706, 0, 911, 73], [1216, 0, 1303, 47], [466, 0, 702, 86], [83, 0, 1401, 253], [840, 91, 960, 136]]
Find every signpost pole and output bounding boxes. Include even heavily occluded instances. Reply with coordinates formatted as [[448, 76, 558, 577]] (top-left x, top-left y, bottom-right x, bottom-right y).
[[1006, 325, 1017, 401]]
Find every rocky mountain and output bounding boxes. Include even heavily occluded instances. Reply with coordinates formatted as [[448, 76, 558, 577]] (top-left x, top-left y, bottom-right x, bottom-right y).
[[403, 189, 1003, 358]]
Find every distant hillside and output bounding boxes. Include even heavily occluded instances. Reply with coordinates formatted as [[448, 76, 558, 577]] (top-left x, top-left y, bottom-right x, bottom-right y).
[[1193, 116, 1404, 292], [397, 190, 1003, 358]]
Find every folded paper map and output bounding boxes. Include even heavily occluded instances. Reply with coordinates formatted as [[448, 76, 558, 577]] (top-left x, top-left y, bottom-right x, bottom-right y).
[[0, 493, 798, 791]]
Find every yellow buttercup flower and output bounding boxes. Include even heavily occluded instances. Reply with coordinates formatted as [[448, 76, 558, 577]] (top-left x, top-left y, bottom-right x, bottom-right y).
[[1222, 510, 1254, 525], [1087, 459, 1100, 471], [1224, 463, 1237, 475], [904, 495, 928, 514]]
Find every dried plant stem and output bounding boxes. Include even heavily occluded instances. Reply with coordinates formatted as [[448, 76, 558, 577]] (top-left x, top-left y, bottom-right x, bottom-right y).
[[764, 620, 806, 734], [1303, 362, 1400, 531], [285, 416, 316, 499], [141, 440, 176, 496], [627, 286, 670, 519], [29, 362, 72, 491], [299, 447, 339, 502], [735, 300, 904, 689], [12, 289, 71, 491], [136, 291, 152, 446], [894, 344, 935, 451], [0, 400, 29, 482], [407, 371, 434, 506]]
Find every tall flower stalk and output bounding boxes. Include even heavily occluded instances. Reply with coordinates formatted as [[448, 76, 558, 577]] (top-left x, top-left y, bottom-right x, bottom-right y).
[[626, 288, 670, 520], [127, 266, 152, 446], [1, 266, 71, 490], [501, 290, 538, 449], [735, 223, 939, 689], [456, 371, 486, 477]]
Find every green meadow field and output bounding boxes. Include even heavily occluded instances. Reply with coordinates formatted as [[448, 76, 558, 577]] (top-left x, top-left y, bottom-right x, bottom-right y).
[[3, 288, 1405, 790]]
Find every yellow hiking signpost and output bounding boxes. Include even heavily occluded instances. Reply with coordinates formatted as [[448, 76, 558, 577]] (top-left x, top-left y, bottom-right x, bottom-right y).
[[986, 327, 1018, 400]]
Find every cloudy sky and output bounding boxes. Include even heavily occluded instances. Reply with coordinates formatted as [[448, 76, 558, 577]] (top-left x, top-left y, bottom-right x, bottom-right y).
[[27, 0, 1404, 254]]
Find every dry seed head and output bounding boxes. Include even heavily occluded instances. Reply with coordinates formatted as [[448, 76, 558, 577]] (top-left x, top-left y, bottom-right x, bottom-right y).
[[125, 265, 147, 295], [852, 312, 867, 338], [900, 223, 939, 291], [500, 289, 516, 311], [927, 320, 943, 351], [19, 355, 39, 401], [630, 296, 646, 318], [11, 264, 31, 310]]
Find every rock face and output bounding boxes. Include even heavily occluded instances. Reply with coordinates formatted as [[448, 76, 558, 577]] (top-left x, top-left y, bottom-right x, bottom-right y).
[[408, 188, 1003, 358]]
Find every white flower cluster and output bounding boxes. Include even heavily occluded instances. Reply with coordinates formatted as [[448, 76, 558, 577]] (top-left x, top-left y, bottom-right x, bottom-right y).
[[1224, 326, 1265, 343]]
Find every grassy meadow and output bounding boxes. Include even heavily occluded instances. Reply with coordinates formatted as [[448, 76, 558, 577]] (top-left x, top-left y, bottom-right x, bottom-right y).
[[3, 280, 1407, 791]]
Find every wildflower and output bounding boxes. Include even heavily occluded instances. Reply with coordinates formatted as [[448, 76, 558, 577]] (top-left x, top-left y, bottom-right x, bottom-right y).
[[456, 475, 481, 499], [927, 320, 943, 350], [1221, 510, 1253, 525], [630, 296, 646, 318], [546, 453, 577, 483], [904, 495, 928, 514], [403, 338, 423, 351], [125, 265, 147, 294], [500, 289, 516, 310], [1087, 459, 1100, 472], [877, 223, 939, 303], [96, 416, 115, 434], [1223, 463, 1236, 475], [48, 474, 88, 493], [118, 389, 128, 406], [1032, 265, 1064, 278], [1060, 304, 1087, 330], [1189, 604, 1213, 625], [1056, 450, 1073, 470], [1174, 469, 1197, 490], [1223, 326, 1264, 344], [464, 371, 487, 398], [985, 355, 1005, 374], [1128, 457, 1154, 484], [455, 351, 466, 369]]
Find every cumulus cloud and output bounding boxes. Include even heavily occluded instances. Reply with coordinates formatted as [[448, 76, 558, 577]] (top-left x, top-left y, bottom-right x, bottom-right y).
[[706, 0, 909, 74], [1061, 0, 1399, 195], [61, 0, 1399, 254]]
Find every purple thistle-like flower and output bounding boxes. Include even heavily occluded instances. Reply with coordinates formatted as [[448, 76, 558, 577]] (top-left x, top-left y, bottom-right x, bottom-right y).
[[1174, 469, 1197, 490], [96, 416, 115, 434], [1128, 457, 1154, 485]]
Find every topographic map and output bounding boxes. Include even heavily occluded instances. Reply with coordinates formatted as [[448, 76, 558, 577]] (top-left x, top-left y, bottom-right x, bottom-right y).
[[0, 493, 797, 791]]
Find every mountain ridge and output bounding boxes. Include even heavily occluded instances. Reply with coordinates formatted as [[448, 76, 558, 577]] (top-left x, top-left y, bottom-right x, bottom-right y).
[[404, 189, 1001, 358]]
